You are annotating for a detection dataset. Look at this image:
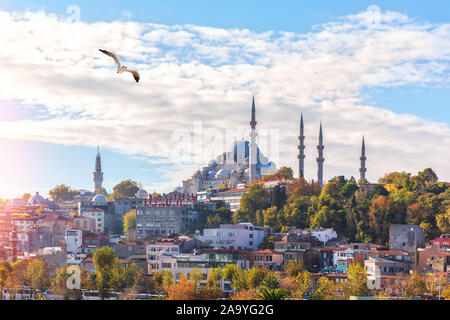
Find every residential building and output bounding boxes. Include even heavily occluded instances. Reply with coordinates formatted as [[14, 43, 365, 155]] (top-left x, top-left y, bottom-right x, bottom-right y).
[[197, 223, 265, 251]]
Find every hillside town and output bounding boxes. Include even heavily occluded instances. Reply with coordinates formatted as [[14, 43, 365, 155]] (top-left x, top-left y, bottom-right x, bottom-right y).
[[0, 98, 449, 301], [0, 165, 449, 300]]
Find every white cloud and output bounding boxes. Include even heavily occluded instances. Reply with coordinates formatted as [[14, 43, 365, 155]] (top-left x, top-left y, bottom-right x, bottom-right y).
[[0, 8, 449, 193]]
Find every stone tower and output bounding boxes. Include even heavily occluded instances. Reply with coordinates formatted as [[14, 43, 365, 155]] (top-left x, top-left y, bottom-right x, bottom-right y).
[[317, 122, 325, 187], [360, 135, 367, 181], [298, 113, 305, 178], [93, 146, 104, 192], [249, 95, 258, 182]]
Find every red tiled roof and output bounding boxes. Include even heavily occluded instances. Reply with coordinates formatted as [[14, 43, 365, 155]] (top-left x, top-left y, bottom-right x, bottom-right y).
[[253, 249, 282, 255]]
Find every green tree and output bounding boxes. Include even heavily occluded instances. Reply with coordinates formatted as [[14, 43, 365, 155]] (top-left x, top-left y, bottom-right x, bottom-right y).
[[256, 287, 289, 300], [93, 246, 117, 299], [271, 185, 287, 209], [236, 183, 269, 224], [261, 273, 280, 289], [49, 185, 78, 203]]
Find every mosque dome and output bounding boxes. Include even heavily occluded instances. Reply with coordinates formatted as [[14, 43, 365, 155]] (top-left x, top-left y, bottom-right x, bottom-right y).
[[92, 194, 107, 203], [173, 186, 183, 193], [28, 192, 46, 205], [215, 169, 230, 178], [231, 169, 238, 176], [208, 170, 217, 176], [208, 159, 217, 167], [136, 189, 148, 199]]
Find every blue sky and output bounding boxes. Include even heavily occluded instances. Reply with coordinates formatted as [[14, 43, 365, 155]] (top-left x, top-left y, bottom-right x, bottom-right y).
[[0, 1, 449, 199]]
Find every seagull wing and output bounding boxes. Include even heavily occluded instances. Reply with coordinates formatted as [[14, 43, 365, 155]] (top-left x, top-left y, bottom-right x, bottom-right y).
[[125, 69, 140, 83], [99, 49, 121, 67]]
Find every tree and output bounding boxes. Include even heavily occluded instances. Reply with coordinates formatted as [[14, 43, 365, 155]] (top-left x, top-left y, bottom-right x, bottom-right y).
[[206, 207, 232, 228], [344, 262, 370, 298], [285, 260, 305, 278], [93, 246, 117, 299], [51, 265, 82, 300], [107, 180, 140, 201], [271, 185, 287, 209], [231, 288, 256, 300], [261, 273, 280, 289], [206, 267, 223, 289], [25, 259, 49, 299], [256, 287, 289, 300], [0, 261, 11, 300], [236, 183, 269, 224], [276, 166, 294, 179], [402, 271, 427, 300], [166, 279, 196, 300], [262, 206, 279, 228], [123, 209, 136, 241], [49, 184, 78, 203], [189, 268, 204, 288], [312, 277, 335, 300], [292, 271, 311, 299]]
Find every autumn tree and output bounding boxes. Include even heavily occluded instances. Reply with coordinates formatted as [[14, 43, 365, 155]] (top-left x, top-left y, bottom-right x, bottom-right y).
[[49, 185, 78, 203], [166, 279, 196, 300], [24, 259, 50, 299], [343, 262, 370, 298], [402, 271, 427, 300]]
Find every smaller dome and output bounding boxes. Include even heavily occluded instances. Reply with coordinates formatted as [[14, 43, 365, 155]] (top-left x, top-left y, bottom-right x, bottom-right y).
[[173, 186, 183, 193], [215, 169, 230, 178], [231, 169, 238, 176], [28, 192, 46, 205], [136, 189, 148, 199], [208, 159, 217, 167], [208, 170, 216, 176], [92, 194, 107, 203]]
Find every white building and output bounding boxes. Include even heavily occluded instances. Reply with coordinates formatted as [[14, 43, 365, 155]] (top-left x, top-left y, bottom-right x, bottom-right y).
[[65, 229, 82, 254], [307, 228, 337, 244], [197, 223, 265, 251]]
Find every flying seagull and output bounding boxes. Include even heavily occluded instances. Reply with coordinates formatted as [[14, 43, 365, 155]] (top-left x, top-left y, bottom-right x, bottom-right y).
[[99, 49, 140, 83]]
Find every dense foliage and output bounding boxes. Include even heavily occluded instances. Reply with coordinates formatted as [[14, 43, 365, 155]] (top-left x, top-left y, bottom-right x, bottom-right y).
[[234, 168, 449, 245]]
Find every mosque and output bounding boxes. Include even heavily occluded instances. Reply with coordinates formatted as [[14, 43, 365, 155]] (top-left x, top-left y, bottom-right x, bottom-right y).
[[181, 96, 368, 193], [91, 96, 368, 195], [181, 96, 277, 194]]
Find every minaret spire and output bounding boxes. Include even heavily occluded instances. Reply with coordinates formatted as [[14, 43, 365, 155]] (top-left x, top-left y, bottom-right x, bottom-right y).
[[249, 94, 258, 182], [359, 135, 367, 181], [317, 122, 325, 187], [93, 146, 104, 192], [298, 112, 305, 178]]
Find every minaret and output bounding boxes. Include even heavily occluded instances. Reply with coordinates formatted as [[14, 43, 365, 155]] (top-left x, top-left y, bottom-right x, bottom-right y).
[[93, 146, 104, 192], [317, 122, 325, 187], [298, 113, 305, 178], [249, 95, 258, 182], [359, 135, 367, 180]]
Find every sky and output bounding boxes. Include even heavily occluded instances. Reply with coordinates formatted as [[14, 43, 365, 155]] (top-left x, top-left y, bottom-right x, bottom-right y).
[[0, 1, 449, 199]]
